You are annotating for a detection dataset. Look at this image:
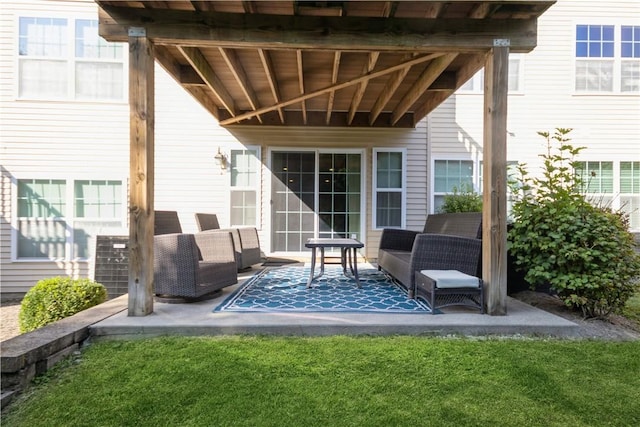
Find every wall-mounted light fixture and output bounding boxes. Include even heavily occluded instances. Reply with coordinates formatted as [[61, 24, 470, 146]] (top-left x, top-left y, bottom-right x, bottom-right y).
[[214, 147, 228, 171]]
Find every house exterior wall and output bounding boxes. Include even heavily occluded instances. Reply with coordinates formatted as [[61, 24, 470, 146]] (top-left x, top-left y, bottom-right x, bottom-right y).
[[430, 0, 640, 225], [1, 0, 638, 297]]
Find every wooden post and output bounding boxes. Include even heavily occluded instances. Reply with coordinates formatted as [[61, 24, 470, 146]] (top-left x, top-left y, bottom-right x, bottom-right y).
[[482, 42, 509, 315], [128, 28, 155, 316]]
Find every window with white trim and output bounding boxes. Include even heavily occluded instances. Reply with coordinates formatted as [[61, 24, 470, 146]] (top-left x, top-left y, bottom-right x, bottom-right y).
[[373, 149, 405, 229], [576, 161, 639, 231], [457, 54, 524, 93], [575, 24, 640, 93], [16, 178, 126, 260], [433, 159, 474, 213], [18, 16, 125, 101], [230, 147, 260, 227], [620, 161, 640, 230]]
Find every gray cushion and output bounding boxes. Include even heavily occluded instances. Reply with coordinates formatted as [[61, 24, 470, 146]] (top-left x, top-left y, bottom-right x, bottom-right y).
[[420, 269, 480, 289]]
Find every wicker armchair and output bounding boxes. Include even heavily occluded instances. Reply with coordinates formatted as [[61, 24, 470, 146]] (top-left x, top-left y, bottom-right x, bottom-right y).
[[154, 231, 237, 302], [194, 213, 262, 270], [411, 234, 484, 313]]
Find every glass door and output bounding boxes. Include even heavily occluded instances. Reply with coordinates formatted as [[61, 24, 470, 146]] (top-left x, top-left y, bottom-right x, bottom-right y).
[[271, 150, 362, 253]]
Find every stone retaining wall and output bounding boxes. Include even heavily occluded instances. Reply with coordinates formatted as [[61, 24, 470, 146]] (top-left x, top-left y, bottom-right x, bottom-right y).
[[0, 295, 127, 409]]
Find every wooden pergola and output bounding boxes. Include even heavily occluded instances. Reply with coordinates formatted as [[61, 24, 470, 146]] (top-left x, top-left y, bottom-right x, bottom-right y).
[[96, 0, 555, 316]]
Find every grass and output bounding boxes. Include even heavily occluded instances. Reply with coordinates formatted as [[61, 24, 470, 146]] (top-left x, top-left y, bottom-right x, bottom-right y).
[[2, 336, 639, 427], [622, 291, 640, 327]]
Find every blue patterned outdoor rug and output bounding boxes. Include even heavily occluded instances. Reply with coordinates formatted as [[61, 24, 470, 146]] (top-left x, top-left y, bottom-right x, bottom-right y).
[[214, 266, 431, 313]]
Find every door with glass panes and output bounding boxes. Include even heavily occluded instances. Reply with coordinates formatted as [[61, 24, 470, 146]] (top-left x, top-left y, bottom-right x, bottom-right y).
[[271, 151, 363, 253]]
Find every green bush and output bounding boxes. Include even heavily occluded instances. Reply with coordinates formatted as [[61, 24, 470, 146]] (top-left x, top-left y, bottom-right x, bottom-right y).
[[508, 128, 640, 319], [439, 183, 482, 213], [19, 277, 107, 333]]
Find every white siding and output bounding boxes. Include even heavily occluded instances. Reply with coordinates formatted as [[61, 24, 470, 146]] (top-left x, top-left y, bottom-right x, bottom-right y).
[[429, 0, 640, 224]]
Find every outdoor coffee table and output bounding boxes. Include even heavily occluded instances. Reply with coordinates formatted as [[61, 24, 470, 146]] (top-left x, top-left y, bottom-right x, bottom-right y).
[[305, 238, 364, 288]]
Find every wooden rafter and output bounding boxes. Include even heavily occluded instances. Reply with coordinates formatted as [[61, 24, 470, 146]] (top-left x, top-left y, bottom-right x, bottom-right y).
[[177, 46, 236, 117], [347, 52, 379, 125], [369, 54, 412, 125], [391, 53, 458, 125], [219, 53, 443, 126], [258, 49, 284, 124], [296, 50, 307, 125], [219, 47, 262, 123], [326, 51, 342, 125]]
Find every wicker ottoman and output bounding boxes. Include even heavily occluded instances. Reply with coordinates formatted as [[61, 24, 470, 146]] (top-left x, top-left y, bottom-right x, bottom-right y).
[[415, 269, 484, 314]]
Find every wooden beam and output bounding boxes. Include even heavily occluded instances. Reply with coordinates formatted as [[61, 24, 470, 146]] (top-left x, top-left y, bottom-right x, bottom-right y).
[[369, 55, 411, 125], [219, 47, 262, 123], [220, 52, 442, 125], [413, 52, 487, 122], [326, 51, 341, 125], [128, 31, 155, 316], [98, 7, 541, 53], [391, 53, 457, 125], [348, 52, 379, 125], [482, 45, 510, 316], [177, 46, 236, 116], [296, 50, 307, 125], [258, 49, 284, 124]]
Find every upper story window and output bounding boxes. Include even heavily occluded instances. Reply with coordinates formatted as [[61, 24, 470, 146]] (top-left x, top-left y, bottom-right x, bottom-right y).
[[457, 54, 524, 93], [575, 24, 640, 93], [18, 16, 125, 101]]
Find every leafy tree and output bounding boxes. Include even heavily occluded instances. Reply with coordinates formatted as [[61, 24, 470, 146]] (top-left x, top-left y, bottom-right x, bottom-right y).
[[439, 183, 482, 213]]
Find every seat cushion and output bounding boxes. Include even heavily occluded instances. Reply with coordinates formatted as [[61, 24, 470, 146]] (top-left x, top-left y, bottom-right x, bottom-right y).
[[419, 269, 480, 289]]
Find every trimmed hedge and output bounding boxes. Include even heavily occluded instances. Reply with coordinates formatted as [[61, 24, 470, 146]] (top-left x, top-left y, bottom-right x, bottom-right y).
[[19, 277, 108, 333]]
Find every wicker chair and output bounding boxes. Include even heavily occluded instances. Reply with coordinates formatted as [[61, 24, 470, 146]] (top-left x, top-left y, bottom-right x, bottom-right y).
[[154, 210, 183, 235], [154, 231, 237, 302], [194, 213, 262, 270], [411, 234, 484, 314]]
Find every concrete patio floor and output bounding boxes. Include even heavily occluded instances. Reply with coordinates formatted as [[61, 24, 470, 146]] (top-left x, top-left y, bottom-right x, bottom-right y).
[[90, 264, 580, 340]]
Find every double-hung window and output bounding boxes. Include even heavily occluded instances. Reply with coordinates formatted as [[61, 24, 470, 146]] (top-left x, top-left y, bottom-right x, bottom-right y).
[[575, 24, 640, 93], [433, 159, 475, 213], [18, 16, 125, 101], [16, 178, 126, 260], [620, 161, 640, 230], [576, 161, 639, 230], [230, 147, 260, 227], [373, 149, 406, 229], [457, 54, 524, 93]]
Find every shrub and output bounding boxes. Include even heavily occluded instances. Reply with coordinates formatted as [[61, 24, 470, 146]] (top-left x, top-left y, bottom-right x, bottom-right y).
[[439, 183, 482, 213], [19, 277, 108, 333], [508, 128, 640, 319]]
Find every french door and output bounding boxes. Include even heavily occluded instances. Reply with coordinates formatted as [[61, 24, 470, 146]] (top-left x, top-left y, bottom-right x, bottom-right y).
[[271, 150, 363, 253]]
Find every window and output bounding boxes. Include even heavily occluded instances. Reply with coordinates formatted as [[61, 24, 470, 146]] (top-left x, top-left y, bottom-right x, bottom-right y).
[[575, 24, 640, 93], [620, 161, 640, 230], [621, 26, 640, 92], [230, 147, 260, 227], [576, 161, 614, 200], [458, 54, 524, 93], [18, 16, 125, 101], [575, 161, 639, 231], [373, 149, 405, 229], [16, 178, 125, 260], [433, 159, 474, 213]]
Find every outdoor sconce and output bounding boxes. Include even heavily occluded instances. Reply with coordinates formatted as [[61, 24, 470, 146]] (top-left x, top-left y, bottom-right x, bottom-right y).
[[214, 147, 228, 171]]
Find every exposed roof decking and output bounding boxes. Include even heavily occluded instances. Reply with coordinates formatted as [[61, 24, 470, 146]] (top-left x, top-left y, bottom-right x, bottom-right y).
[[97, 0, 554, 128]]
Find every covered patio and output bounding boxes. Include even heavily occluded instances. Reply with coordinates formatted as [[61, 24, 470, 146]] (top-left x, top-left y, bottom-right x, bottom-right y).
[[95, 0, 556, 317]]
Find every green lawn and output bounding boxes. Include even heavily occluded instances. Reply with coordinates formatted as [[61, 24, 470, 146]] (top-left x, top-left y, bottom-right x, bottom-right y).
[[2, 336, 639, 427]]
